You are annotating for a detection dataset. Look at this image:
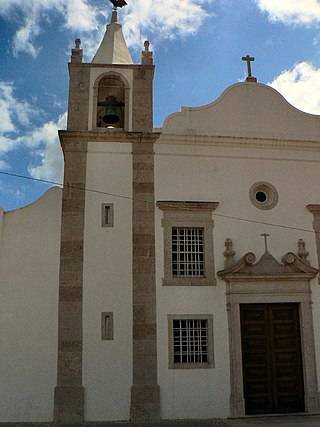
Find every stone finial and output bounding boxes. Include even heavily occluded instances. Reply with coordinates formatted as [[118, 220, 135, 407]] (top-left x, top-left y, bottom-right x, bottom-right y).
[[298, 238, 310, 265], [141, 40, 153, 65], [223, 238, 236, 268], [111, 10, 118, 23], [144, 40, 150, 52], [71, 38, 83, 63]]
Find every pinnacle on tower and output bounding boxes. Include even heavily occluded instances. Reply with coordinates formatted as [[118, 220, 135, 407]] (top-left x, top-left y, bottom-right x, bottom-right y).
[[92, 2, 132, 64]]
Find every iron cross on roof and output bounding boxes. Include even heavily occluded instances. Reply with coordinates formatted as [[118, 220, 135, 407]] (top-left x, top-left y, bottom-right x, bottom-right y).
[[242, 55, 257, 82], [261, 233, 270, 253]]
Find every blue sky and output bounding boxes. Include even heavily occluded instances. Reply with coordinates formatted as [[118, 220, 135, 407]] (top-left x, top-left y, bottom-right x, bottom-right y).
[[1, 0, 320, 211]]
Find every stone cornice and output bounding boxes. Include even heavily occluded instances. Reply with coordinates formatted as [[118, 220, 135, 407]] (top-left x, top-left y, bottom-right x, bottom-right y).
[[158, 133, 320, 151], [307, 204, 320, 214], [59, 130, 160, 150], [156, 201, 219, 212], [68, 62, 154, 71], [222, 274, 316, 282], [68, 62, 155, 79]]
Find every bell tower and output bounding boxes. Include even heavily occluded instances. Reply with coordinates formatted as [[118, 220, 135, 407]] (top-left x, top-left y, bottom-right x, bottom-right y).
[[66, 9, 154, 133], [54, 3, 160, 424]]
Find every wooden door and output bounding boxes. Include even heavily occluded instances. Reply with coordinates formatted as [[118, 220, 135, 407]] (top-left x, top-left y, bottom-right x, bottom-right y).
[[240, 303, 305, 415]]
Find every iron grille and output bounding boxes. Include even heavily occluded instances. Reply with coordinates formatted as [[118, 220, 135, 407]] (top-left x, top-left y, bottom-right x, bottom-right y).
[[172, 227, 204, 276], [173, 319, 208, 364]]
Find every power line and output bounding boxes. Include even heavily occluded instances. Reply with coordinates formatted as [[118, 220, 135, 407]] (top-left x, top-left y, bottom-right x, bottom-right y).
[[0, 170, 316, 234], [213, 213, 314, 234], [0, 171, 62, 187], [0, 170, 134, 201]]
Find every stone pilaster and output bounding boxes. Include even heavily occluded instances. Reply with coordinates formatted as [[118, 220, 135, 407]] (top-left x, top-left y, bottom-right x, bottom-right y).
[[54, 135, 87, 423], [300, 301, 320, 412], [227, 301, 245, 417], [0, 207, 3, 239], [132, 66, 154, 133], [307, 204, 320, 277], [0, 208, 4, 262], [130, 137, 160, 421], [67, 64, 90, 131]]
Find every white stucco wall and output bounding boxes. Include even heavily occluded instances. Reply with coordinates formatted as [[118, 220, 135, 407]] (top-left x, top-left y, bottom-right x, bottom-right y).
[[83, 140, 133, 421], [0, 187, 62, 422], [155, 82, 320, 419]]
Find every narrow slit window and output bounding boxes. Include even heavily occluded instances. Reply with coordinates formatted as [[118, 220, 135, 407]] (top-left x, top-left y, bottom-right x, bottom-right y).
[[105, 206, 111, 224], [101, 312, 114, 340], [101, 203, 114, 227]]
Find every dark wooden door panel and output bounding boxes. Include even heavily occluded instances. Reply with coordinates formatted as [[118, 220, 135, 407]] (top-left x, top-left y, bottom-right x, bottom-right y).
[[240, 303, 305, 415]]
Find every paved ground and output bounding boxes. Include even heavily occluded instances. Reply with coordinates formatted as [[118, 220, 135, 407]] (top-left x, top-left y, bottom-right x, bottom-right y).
[[3, 415, 320, 426], [226, 414, 320, 426]]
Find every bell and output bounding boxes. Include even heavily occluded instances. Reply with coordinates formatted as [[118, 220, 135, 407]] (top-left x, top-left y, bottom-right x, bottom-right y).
[[103, 106, 119, 124]]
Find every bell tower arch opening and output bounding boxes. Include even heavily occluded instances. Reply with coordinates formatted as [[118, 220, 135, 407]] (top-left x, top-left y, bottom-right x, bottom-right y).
[[95, 74, 127, 129]]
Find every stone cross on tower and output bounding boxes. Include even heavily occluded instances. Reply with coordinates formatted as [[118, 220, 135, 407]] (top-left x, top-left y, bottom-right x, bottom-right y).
[[242, 55, 257, 82]]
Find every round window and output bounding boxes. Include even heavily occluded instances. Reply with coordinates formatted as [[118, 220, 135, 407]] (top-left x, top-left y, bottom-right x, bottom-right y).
[[249, 182, 278, 210]]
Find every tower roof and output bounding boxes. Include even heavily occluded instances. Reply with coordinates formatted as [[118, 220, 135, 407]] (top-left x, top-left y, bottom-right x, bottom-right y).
[[92, 10, 133, 65]]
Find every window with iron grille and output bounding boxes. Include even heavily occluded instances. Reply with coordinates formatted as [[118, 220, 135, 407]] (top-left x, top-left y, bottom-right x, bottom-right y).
[[168, 314, 214, 368], [173, 319, 208, 363], [157, 201, 218, 286], [172, 228, 204, 276]]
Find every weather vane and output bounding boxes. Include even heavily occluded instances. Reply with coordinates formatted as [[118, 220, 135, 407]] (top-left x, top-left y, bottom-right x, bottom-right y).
[[109, 0, 127, 9]]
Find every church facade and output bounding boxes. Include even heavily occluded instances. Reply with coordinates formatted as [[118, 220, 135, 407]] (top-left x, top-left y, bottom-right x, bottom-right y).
[[1, 8, 320, 424]]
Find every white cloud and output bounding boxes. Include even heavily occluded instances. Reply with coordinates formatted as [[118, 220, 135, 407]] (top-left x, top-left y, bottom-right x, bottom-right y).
[[0, 159, 9, 170], [27, 112, 66, 183], [269, 61, 320, 114], [0, 80, 65, 182], [0, 85, 16, 134], [0, 81, 33, 136], [0, 0, 98, 57], [63, 0, 97, 32], [0, 0, 212, 57], [12, 16, 40, 58], [122, 0, 212, 48], [0, 135, 22, 156], [255, 0, 320, 25]]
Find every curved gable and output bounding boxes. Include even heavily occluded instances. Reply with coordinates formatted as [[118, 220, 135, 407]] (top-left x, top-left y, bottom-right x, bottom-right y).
[[3, 186, 62, 216], [162, 82, 320, 141]]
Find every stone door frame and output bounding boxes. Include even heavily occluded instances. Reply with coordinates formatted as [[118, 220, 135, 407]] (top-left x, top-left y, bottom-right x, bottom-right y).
[[226, 278, 320, 417]]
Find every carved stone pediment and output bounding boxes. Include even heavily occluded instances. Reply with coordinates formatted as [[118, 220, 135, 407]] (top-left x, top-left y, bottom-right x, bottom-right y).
[[218, 250, 318, 281]]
